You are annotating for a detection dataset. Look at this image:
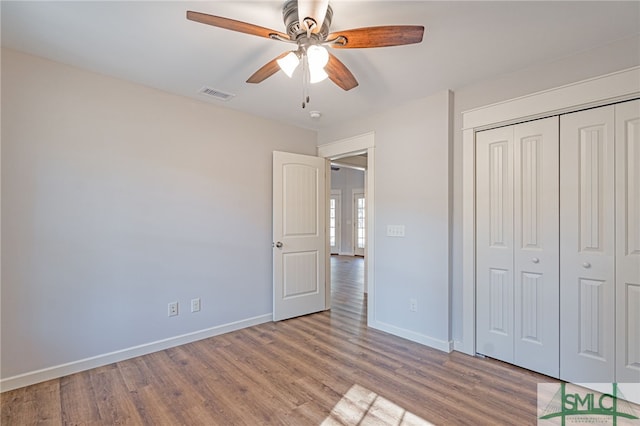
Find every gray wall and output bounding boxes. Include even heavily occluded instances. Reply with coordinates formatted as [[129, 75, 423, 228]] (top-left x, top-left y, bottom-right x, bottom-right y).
[[330, 167, 365, 255], [319, 90, 453, 349], [1, 49, 317, 379]]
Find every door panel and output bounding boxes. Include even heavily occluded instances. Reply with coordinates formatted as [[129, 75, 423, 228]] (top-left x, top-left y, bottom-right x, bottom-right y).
[[615, 99, 640, 382], [513, 117, 559, 377], [476, 126, 515, 363], [273, 151, 326, 321], [560, 106, 615, 383]]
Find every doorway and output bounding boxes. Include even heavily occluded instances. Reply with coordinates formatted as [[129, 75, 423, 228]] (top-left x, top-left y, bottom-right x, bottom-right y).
[[330, 160, 366, 320], [318, 132, 374, 323]]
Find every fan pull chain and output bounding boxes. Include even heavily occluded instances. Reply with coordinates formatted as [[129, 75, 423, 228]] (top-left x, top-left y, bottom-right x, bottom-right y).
[[302, 54, 310, 109]]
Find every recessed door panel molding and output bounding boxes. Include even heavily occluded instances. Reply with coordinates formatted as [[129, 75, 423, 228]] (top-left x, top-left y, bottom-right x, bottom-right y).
[[520, 272, 542, 343], [578, 125, 606, 253], [476, 126, 514, 363], [623, 284, 640, 370], [615, 99, 640, 382], [578, 278, 607, 359], [626, 117, 640, 256], [489, 268, 510, 335], [519, 136, 542, 249], [283, 251, 319, 299], [489, 141, 510, 247], [283, 164, 319, 237], [513, 117, 559, 377], [560, 105, 615, 383]]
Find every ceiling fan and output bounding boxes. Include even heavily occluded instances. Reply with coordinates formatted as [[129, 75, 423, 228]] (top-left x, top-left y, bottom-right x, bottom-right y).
[[187, 0, 424, 108]]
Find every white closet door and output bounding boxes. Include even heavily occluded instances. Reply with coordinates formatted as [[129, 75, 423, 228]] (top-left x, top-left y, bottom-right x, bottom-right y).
[[615, 99, 640, 383], [476, 126, 515, 363], [513, 117, 560, 377], [560, 106, 616, 383]]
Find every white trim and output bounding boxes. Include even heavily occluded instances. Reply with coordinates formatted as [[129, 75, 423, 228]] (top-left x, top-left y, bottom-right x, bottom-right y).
[[318, 131, 374, 158], [460, 66, 640, 356], [318, 132, 375, 326], [463, 67, 640, 130], [0, 313, 272, 392], [370, 319, 453, 353]]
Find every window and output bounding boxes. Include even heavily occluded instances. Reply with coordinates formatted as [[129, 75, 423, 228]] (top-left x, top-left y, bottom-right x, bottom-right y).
[[356, 196, 365, 249], [330, 198, 336, 248]]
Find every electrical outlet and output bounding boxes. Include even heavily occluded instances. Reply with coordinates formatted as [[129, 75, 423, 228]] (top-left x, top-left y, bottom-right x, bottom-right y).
[[409, 298, 418, 312], [168, 302, 178, 317], [191, 298, 201, 313]]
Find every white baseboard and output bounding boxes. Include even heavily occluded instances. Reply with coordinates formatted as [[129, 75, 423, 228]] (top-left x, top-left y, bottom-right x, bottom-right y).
[[0, 313, 272, 392], [369, 320, 453, 353]]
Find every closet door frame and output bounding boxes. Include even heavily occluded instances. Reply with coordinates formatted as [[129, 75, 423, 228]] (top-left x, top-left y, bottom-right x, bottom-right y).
[[459, 67, 640, 356]]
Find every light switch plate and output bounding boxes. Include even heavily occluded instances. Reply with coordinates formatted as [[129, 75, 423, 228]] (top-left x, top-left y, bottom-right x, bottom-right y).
[[386, 225, 405, 237]]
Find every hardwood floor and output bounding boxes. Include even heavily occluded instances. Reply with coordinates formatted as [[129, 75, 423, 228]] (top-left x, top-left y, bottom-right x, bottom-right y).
[[2, 255, 558, 425]]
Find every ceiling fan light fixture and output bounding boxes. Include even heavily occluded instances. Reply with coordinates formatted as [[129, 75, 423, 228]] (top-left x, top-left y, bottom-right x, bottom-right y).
[[306, 45, 329, 83], [309, 66, 328, 84], [277, 51, 300, 78], [307, 45, 329, 69]]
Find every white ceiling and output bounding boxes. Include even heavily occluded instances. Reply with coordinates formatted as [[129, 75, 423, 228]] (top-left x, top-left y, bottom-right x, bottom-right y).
[[2, 1, 639, 130]]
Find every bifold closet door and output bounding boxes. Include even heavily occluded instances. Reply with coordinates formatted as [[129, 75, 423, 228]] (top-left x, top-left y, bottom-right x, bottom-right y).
[[477, 126, 515, 364], [615, 99, 640, 383], [476, 117, 559, 377], [513, 119, 560, 378], [560, 105, 615, 383]]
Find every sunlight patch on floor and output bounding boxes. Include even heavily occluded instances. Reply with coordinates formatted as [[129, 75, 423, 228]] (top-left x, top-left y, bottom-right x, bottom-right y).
[[321, 384, 434, 426]]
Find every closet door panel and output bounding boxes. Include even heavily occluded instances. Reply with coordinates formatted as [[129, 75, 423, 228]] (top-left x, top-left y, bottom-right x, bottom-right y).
[[615, 99, 640, 383], [513, 117, 560, 377], [476, 126, 515, 363], [560, 106, 615, 383]]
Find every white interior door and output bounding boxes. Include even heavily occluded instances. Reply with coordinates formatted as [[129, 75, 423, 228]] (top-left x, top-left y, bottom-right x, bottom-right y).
[[476, 125, 515, 364], [560, 105, 616, 383], [513, 117, 559, 377], [273, 151, 326, 321], [353, 191, 365, 257], [615, 99, 640, 383]]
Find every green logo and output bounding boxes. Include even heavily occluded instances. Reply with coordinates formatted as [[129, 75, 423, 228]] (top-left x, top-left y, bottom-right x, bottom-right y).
[[539, 383, 639, 425]]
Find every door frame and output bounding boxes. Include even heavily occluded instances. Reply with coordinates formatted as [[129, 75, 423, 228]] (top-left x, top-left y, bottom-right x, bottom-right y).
[[318, 132, 375, 322], [459, 67, 640, 355]]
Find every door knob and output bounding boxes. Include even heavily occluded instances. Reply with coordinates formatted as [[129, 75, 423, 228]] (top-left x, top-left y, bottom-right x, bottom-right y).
[[582, 262, 591, 269], [275, 241, 283, 248], [532, 257, 540, 264]]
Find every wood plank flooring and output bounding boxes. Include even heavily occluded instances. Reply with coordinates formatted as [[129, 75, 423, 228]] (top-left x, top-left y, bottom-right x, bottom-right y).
[[2, 255, 559, 425]]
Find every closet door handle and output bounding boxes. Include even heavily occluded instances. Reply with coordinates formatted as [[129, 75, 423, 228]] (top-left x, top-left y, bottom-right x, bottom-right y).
[[531, 257, 540, 264], [582, 262, 591, 269]]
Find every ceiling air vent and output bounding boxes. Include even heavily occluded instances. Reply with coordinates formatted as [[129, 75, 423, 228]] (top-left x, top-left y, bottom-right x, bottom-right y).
[[198, 86, 235, 101]]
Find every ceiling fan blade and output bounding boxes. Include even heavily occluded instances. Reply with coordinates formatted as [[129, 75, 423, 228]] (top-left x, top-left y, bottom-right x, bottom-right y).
[[297, 0, 329, 33], [328, 25, 424, 49], [186, 11, 288, 40], [326, 53, 358, 91], [246, 52, 290, 84]]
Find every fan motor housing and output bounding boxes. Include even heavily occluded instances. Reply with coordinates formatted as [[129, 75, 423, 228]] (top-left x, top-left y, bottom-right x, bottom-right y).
[[282, 0, 333, 40]]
